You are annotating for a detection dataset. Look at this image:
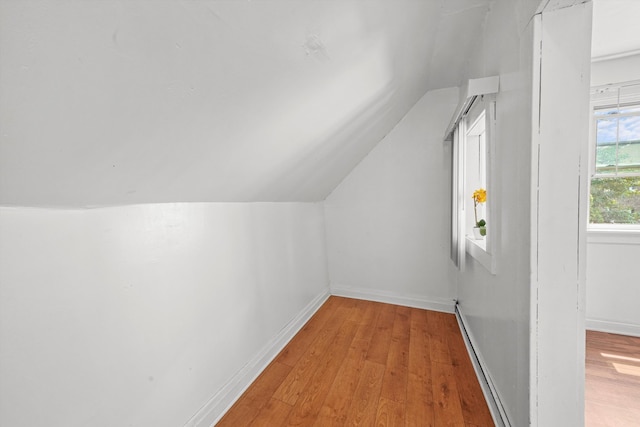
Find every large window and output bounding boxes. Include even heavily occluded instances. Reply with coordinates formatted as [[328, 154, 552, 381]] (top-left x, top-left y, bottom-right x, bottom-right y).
[[590, 82, 640, 225]]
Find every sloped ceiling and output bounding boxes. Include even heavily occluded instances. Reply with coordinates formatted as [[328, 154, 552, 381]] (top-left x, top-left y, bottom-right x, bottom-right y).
[[0, 0, 493, 207]]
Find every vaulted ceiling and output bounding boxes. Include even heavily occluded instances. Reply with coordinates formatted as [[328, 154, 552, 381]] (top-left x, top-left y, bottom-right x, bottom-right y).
[[2, 0, 501, 207]]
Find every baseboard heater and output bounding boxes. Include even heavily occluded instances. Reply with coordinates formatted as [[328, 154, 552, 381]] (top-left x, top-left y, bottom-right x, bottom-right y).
[[454, 303, 511, 427]]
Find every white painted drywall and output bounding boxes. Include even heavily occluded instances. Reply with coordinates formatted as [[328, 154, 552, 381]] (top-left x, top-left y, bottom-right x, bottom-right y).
[[0, 0, 491, 208], [0, 203, 329, 427], [532, 4, 591, 426], [324, 88, 459, 310], [453, 0, 539, 424], [456, 3, 591, 425], [454, 0, 592, 425], [586, 234, 640, 336]]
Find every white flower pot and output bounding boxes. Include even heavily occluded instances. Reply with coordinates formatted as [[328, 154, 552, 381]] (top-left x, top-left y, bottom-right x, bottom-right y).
[[473, 227, 485, 240]]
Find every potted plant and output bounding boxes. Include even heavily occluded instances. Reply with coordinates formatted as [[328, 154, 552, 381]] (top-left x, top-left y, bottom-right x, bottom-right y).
[[472, 188, 487, 239]]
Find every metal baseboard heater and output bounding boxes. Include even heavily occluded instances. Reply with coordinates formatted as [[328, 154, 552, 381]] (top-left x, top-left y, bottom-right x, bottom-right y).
[[454, 302, 511, 427]]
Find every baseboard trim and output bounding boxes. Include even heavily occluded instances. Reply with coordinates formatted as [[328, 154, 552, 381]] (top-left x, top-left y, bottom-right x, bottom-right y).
[[455, 304, 510, 427], [184, 289, 330, 427], [586, 318, 640, 337], [330, 284, 455, 313]]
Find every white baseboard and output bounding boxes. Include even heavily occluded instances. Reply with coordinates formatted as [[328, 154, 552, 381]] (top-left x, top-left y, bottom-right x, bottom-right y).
[[329, 284, 455, 313], [184, 287, 456, 427], [455, 305, 510, 427], [183, 289, 330, 427], [586, 318, 640, 337]]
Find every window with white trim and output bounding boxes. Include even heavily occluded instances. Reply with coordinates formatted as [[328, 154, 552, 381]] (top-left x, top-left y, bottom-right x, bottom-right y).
[[446, 76, 499, 272], [463, 98, 495, 271], [465, 108, 487, 243], [451, 95, 497, 273], [589, 82, 640, 226]]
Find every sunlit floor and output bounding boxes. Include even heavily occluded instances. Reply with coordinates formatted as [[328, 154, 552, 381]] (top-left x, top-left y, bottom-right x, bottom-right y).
[[586, 330, 640, 427]]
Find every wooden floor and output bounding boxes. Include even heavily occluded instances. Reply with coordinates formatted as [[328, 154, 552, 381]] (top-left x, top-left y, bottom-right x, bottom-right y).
[[586, 330, 640, 427], [217, 296, 493, 426]]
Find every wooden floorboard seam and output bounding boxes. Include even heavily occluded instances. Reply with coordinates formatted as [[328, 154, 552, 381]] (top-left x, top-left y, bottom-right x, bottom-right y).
[[216, 296, 494, 426]]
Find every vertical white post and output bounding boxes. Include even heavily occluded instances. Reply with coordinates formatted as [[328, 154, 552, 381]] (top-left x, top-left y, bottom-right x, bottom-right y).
[[530, 3, 592, 425]]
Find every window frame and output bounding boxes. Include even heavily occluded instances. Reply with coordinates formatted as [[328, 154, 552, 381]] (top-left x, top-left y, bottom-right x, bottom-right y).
[[588, 81, 640, 232], [446, 76, 500, 271], [458, 95, 498, 274], [592, 106, 640, 178]]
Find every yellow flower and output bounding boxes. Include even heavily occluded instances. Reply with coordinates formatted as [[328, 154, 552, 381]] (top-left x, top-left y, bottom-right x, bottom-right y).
[[473, 188, 487, 204]]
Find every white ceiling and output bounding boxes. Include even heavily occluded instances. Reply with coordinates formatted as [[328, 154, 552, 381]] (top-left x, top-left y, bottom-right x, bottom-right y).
[[592, 0, 640, 59], [1, 0, 494, 207]]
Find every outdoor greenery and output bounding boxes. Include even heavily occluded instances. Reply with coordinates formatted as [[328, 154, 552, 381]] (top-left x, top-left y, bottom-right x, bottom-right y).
[[590, 176, 640, 224]]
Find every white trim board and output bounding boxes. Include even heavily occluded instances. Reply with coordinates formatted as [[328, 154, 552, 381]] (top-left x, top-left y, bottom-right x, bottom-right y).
[[455, 305, 510, 427], [586, 319, 640, 338], [183, 290, 330, 427], [329, 284, 455, 313]]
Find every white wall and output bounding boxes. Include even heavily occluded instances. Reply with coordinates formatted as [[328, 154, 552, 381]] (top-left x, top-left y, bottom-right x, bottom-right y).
[[0, 203, 329, 427], [453, 1, 538, 424], [586, 234, 640, 336], [453, 0, 592, 425], [323, 88, 459, 311]]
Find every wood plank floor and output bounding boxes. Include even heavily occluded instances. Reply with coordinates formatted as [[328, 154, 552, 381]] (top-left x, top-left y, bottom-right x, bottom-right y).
[[217, 296, 494, 426], [586, 330, 640, 427]]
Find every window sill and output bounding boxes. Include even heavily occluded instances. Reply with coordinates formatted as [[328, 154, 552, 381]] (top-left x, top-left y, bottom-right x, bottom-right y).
[[465, 236, 496, 274], [587, 226, 640, 245]]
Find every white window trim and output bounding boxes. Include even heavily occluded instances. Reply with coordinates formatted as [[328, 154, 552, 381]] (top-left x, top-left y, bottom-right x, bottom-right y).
[[447, 76, 500, 274], [592, 106, 640, 178], [587, 226, 640, 245], [465, 96, 500, 275], [466, 236, 494, 271], [461, 97, 498, 274]]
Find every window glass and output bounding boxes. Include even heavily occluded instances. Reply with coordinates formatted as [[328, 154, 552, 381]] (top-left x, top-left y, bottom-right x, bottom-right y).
[[594, 111, 640, 175], [595, 117, 617, 173], [621, 106, 640, 114], [618, 115, 640, 173], [595, 115, 640, 175], [594, 106, 640, 115], [590, 82, 640, 225], [590, 176, 640, 224], [465, 107, 487, 248], [589, 82, 640, 224]]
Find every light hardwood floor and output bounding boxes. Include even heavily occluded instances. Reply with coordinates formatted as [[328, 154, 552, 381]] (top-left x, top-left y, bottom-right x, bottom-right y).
[[217, 296, 494, 426], [586, 330, 640, 427]]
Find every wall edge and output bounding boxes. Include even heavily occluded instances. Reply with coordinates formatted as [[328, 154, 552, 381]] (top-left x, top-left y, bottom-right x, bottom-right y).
[[184, 289, 330, 427], [329, 284, 455, 313]]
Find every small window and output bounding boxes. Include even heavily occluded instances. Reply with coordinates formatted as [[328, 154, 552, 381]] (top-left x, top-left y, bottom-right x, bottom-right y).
[[465, 109, 487, 248], [456, 96, 497, 273], [447, 76, 499, 272], [589, 83, 640, 226]]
